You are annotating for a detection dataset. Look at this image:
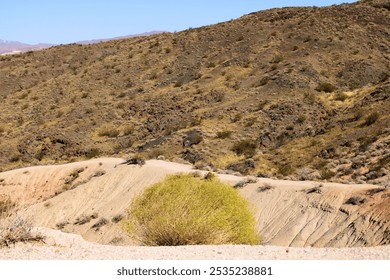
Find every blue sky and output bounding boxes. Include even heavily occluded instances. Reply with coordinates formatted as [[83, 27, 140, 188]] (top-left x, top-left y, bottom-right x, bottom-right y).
[[0, 0, 357, 44]]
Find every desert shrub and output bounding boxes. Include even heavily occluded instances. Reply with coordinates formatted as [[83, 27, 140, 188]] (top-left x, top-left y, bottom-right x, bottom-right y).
[[86, 148, 100, 159], [123, 155, 146, 166], [358, 136, 378, 151], [257, 183, 273, 192], [0, 216, 45, 248], [234, 177, 258, 189], [74, 215, 92, 225], [315, 82, 337, 93], [0, 196, 15, 219], [91, 218, 109, 230], [245, 118, 256, 127], [231, 140, 257, 157], [189, 117, 202, 126], [183, 130, 203, 147], [303, 92, 317, 104], [112, 214, 124, 223], [363, 112, 380, 126], [9, 153, 20, 163], [216, 131, 232, 139], [126, 174, 259, 246], [123, 126, 133, 136], [306, 186, 322, 194], [320, 168, 336, 180], [296, 115, 306, 124], [257, 77, 270, 87], [232, 113, 243, 123], [344, 196, 367, 206], [278, 164, 293, 176], [98, 126, 120, 137], [369, 155, 390, 172], [334, 92, 348, 101], [257, 99, 268, 109], [352, 109, 364, 121]]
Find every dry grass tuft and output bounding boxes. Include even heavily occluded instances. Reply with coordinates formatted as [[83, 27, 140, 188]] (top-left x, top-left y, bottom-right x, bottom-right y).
[[0, 216, 45, 248]]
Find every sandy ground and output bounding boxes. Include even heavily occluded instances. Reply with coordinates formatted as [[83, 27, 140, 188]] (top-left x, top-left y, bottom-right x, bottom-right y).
[[1, 227, 389, 260], [1, 158, 389, 259]]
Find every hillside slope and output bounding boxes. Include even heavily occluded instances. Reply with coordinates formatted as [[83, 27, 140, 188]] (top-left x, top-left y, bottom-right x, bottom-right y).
[[0, 0, 389, 184]]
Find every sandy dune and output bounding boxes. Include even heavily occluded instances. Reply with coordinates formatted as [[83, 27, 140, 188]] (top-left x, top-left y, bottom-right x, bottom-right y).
[[1, 158, 389, 259]]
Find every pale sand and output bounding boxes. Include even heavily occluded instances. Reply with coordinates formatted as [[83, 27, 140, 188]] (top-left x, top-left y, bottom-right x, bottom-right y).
[[1, 227, 389, 260]]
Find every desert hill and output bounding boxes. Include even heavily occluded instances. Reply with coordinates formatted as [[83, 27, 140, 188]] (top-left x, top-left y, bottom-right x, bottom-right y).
[[0, 0, 389, 185]]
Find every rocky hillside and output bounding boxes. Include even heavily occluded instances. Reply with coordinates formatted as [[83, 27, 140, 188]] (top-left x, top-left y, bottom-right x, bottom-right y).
[[0, 0, 389, 185]]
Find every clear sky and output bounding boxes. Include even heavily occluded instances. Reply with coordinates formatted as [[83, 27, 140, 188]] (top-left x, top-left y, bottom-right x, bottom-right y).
[[0, 0, 357, 44]]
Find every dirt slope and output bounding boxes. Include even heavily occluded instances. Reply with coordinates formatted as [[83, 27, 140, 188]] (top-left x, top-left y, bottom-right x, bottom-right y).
[[1, 159, 388, 248]]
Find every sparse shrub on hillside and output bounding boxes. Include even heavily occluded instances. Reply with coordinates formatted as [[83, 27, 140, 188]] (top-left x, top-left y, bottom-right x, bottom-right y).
[[257, 99, 268, 110], [344, 196, 367, 206], [207, 62, 216, 68], [296, 115, 306, 124], [271, 54, 283, 64], [320, 168, 336, 180], [232, 140, 257, 157], [111, 214, 124, 223], [278, 164, 293, 176], [232, 113, 243, 123], [9, 154, 20, 163], [123, 154, 146, 166], [363, 112, 380, 126], [116, 102, 125, 109], [126, 174, 259, 246], [245, 118, 256, 127], [174, 81, 182, 88], [98, 126, 120, 138], [74, 213, 98, 225], [0, 216, 45, 248], [145, 148, 165, 160], [0, 196, 15, 219], [334, 92, 348, 101], [352, 109, 364, 121], [369, 155, 390, 173], [183, 130, 203, 147], [303, 92, 317, 104], [123, 126, 133, 136], [189, 117, 202, 127], [315, 82, 337, 93], [216, 131, 232, 139], [91, 217, 109, 231], [358, 136, 378, 152], [257, 183, 274, 192], [86, 148, 100, 159], [306, 186, 322, 194], [34, 149, 45, 161], [227, 159, 255, 175], [117, 91, 126, 98]]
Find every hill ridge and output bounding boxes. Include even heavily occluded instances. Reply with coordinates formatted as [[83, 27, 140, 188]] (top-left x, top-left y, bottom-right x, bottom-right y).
[[0, 0, 389, 185]]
